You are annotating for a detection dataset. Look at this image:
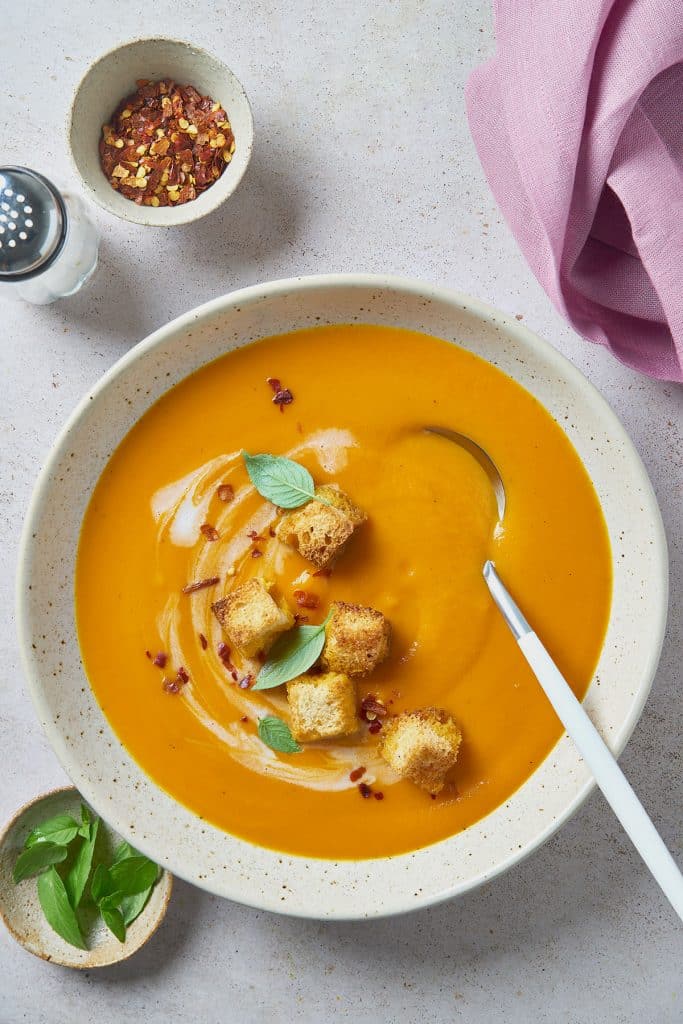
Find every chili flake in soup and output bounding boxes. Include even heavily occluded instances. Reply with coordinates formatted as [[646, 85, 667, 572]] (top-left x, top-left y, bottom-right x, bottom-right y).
[[75, 325, 611, 859]]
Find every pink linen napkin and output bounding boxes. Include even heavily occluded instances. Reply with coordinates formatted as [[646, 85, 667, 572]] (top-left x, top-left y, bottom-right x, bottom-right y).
[[466, 1, 683, 382]]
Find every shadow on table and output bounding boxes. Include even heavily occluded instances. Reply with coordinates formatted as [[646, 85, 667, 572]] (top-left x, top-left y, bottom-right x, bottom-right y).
[[83, 876, 202, 983], [53, 138, 305, 348]]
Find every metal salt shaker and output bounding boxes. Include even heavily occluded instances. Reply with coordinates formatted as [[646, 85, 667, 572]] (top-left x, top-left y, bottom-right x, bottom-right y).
[[0, 166, 99, 304]]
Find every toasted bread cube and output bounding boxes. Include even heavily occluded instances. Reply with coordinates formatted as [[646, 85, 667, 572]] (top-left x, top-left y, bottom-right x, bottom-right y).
[[321, 601, 391, 677], [275, 485, 366, 569], [286, 672, 359, 742], [212, 578, 294, 658], [379, 707, 462, 794], [316, 484, 367, 526]]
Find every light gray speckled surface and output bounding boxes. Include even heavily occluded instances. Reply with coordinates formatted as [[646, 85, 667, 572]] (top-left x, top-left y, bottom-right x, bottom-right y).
[[1, 2, 681, 1022]]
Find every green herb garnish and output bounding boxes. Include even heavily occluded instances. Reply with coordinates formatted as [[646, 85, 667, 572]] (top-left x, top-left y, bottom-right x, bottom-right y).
[[254, 615, 330, 690], [257, 716, 302, 754], [37, 867, 86, 950], [242, 451, 332, 509], [13, 803, 161, 948], [65, 814, 99, 907], [13, 841, 69, 883], [25, 813, 80, 848]]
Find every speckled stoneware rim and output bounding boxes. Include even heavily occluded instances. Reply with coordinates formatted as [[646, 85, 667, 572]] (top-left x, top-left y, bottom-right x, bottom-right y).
[[16, 274, 668, 920], [0, 786, 173, 967], [67, 36, 254, 226]]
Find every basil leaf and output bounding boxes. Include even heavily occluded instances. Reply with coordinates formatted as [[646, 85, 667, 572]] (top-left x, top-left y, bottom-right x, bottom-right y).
[[257, 716, 302, 754], [13, 842, 68, 883], [65, 817, 100, 907], [25, 814, 79, 849], [254, 620, 328, 690], [117, 858, 161, 925], [120, 888, 153, 927], [242, 451, 325, 509], [108, 856, 159, 897], [98, 891, 125, 911], [112, 841, 138, 865], [78, 804, 91, 840], [90, 863, 112, 904], [37, 867, 86, 949], [100, 903, 126, 943]]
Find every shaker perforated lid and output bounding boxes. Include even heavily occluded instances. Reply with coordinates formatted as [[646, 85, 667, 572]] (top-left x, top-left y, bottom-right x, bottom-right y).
[[0, 167, 67, 280]]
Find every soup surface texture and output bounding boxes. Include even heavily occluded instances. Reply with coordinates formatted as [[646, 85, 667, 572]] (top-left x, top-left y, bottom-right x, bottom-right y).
[[76, 325, 612, 858]]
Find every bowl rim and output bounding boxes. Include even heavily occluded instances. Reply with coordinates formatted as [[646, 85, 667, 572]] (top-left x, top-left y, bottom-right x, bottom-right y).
[[0, 785, 173, 966], [15, 273, 669, 919], [66, 35, 254, 227]]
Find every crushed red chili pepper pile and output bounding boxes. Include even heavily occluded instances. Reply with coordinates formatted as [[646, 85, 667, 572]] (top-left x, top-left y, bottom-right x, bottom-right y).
[[99, 79, 235, 207]]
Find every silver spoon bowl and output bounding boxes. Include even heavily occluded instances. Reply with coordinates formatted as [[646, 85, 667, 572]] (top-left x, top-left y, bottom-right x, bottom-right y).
[[424, 425, 506, 522]]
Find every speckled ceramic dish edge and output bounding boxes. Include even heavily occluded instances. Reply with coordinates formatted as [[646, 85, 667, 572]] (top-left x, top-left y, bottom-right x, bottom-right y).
[[0, 786, 173, 967], [68, 37, 254, 226], [16, 274, 668, 919]]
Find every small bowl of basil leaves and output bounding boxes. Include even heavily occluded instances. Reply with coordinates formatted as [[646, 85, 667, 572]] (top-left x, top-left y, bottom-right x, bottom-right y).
[[0, 786, 172, 968]]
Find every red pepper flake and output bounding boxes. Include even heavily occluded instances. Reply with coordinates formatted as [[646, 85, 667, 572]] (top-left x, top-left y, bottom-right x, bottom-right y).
[[162, 676, 182, 694], [145, 650, 152, 660], [240, 715, 249, 723], [238, 675, 253, 689], [99, 79, 235, 208], [312, 568, 332, 578], [265, 376, 294, 412], [177, 666, 190, 683], [273, 388, 294, 412], [199, 632, 208, 650], [182, 576, 220, 594], [268, 527, 276, 538], [358, 782, 373, 799], [217, 483, 234, 503], [200, 523, 219, 541], [293, 613, 310, 624], [349, 766, 366, 782], [251, 549, 263, 558], [368, 720, 382, 734], [152, 651, 167, 668], [374, 791, 384, 801], [360, 695, 388, 721], [247, 530, 264, 541], [293, 590, 319, 609], [217, 643, 239, 679]]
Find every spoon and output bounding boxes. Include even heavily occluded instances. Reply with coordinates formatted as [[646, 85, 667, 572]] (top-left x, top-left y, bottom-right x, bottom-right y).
[[424, 426, 683, 920]]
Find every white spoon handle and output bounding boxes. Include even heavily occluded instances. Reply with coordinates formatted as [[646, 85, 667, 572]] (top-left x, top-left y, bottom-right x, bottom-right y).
[[484, 562, 683, 922]]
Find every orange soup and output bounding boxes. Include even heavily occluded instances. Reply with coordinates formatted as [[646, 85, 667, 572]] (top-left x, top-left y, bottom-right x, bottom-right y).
[[76, 325, 612, 858]]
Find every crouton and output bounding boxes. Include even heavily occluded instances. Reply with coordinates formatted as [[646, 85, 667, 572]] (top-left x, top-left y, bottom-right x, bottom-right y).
[[320, 601, 391, 677], [286, 672, 359, 742], [316, 484, 367, 526], [379, 707, 462, 794], [275, 485, 366, 569], [211, 578, 294, 658]]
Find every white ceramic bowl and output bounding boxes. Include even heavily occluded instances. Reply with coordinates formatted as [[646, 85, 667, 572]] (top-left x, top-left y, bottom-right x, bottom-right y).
[[68, 37, 253, 226], [16, 275, 668, 920]]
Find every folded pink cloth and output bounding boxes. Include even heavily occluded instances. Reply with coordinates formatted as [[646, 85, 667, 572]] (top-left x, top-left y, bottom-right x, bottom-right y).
[[466, 1, 683, 382]]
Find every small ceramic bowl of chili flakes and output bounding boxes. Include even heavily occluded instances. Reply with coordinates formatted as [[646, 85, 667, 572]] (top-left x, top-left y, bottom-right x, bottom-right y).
[[68, 38, 253, 226]]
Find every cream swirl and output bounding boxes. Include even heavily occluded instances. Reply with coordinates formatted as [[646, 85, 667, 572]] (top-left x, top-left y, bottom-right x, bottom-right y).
[[151, 429, 396, 792]]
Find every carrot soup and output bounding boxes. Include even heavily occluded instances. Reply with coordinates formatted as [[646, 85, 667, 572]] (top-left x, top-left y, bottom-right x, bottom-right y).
[[75, 324, 612, 858]]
